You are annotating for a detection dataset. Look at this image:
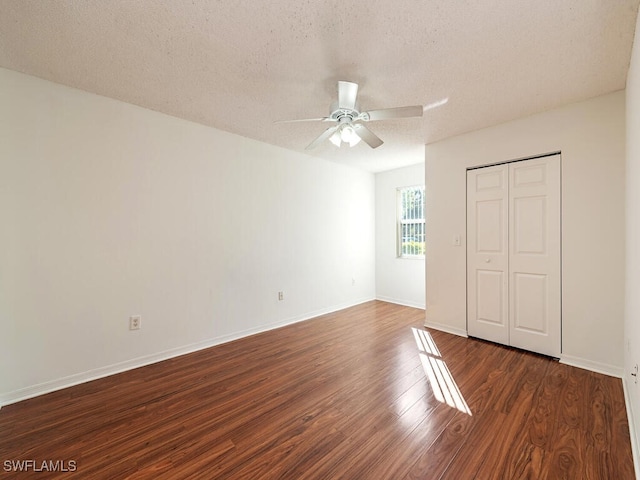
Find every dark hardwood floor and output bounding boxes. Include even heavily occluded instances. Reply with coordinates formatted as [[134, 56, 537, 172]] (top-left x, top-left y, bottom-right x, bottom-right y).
[[0, 301, 634, 479]]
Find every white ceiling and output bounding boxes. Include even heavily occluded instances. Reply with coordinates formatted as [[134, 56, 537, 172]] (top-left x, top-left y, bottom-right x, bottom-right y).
[[1, 1, 638, 172]]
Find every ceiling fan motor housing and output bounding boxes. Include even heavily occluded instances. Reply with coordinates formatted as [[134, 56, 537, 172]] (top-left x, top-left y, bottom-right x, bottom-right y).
[[329, 102, 360, 124]]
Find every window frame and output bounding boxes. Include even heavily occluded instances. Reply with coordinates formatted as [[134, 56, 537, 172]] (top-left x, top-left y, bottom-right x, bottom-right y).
[[396, 185, 426, 259]]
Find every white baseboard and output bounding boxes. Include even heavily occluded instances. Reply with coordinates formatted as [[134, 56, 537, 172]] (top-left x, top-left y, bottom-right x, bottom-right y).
[[559, 354, 624, 378], [622, 377, 640, 479], [0, 296, 375, 408], [375, 296, 425, 310], [423, 320, 468, 338]]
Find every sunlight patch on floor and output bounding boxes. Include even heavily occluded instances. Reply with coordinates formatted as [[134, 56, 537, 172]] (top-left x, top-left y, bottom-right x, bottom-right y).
[[412, 328, 472, 416]]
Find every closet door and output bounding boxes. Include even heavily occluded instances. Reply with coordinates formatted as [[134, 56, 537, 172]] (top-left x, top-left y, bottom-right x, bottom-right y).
[[466, 155, 561, 358], [508, 156, 561, 357], [466, 164, 509, 345]]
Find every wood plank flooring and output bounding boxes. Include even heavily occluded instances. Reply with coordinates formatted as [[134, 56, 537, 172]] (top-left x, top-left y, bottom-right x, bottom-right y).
[[0, 301, 634, 479]]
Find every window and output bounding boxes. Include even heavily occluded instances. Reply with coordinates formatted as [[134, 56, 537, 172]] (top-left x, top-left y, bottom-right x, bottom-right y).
[[397, 186, 425, 258]]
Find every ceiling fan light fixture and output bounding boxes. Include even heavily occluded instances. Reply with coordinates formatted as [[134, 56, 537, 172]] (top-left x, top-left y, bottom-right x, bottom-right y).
[[329, 131, 342, 147], [340, 124, 361, 147]]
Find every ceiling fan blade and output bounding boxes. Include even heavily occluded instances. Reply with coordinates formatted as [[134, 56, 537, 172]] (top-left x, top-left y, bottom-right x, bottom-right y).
[[354, 124, 383, 149], [274, 117, 332, 124], [305, 125, 340, 150], [338, 81, 359, 110], [362, 105, 424, 121]]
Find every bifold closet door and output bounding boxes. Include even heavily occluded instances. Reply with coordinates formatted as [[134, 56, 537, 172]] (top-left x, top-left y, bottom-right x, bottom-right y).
[[467, 155, 561, 358]]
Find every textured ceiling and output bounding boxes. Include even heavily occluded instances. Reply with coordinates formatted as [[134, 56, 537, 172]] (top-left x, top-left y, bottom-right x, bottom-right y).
[[0, 1, 638, 172]]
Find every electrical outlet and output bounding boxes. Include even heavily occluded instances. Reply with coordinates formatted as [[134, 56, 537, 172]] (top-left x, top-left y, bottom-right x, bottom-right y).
[[129, 315, 141, 330], [278, 291, 284, 301]]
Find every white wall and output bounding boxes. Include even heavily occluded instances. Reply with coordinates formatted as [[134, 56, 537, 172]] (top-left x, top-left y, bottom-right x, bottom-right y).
[[625, 10, 640, 473], [0, 68, 376, 406], [375, 163, 425, 309], [425, 91, 626, 375]]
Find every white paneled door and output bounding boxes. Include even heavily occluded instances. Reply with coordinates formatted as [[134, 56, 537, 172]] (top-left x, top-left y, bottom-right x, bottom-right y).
[[466, 164, 509, 346], [467, 155, 561, 357]]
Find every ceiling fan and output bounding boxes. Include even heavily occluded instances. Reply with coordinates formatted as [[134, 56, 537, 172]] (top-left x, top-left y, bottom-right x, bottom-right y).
[[277, 81, 425, 150]]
